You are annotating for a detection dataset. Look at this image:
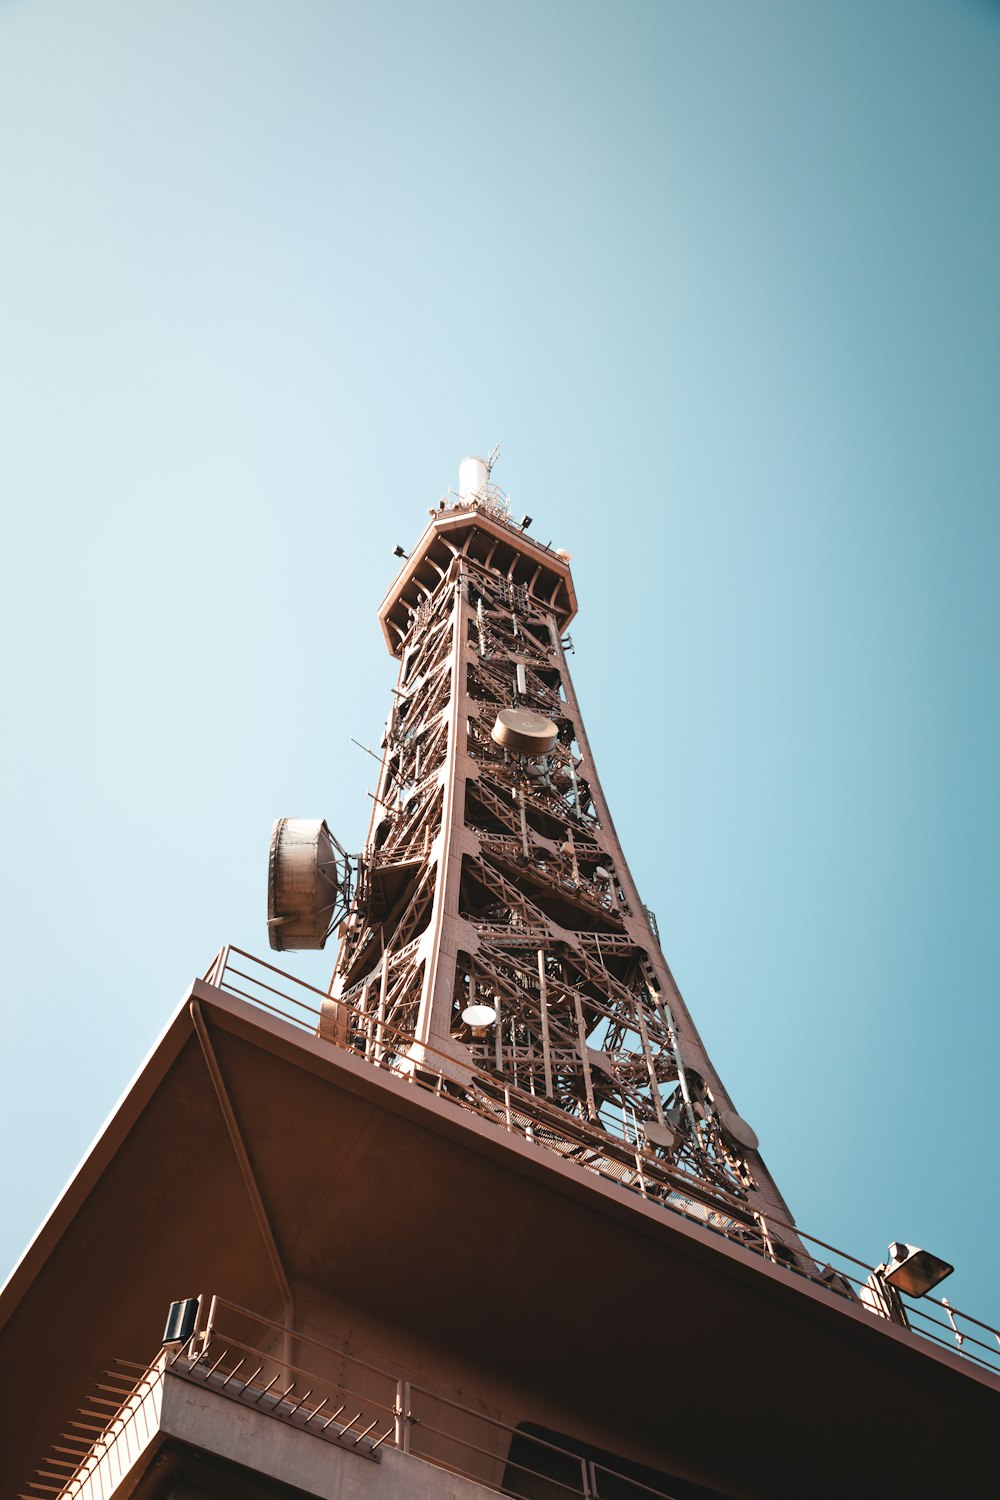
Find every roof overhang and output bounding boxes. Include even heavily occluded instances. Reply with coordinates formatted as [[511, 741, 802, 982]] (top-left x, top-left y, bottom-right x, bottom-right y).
[[379, 506, 578, 655], [3, 981, 999, 1499]]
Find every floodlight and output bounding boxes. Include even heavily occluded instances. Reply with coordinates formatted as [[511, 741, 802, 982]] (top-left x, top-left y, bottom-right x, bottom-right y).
[[162, 1298, 199, 1346], [883, 1242, 954, 1298]]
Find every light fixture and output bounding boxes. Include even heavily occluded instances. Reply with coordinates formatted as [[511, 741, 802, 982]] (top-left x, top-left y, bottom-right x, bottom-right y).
[[392, 544, 408, 559], [162, 1297, 199, 1347], [883, 1242, 954, 1298], [461, 1002, 498, 1037], [520, 514, 533, 529]]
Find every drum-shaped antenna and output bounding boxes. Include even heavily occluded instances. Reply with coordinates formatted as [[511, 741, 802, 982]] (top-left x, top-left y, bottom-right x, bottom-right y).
[[491, 707, 559, 757], [267, 817, 340, 951]]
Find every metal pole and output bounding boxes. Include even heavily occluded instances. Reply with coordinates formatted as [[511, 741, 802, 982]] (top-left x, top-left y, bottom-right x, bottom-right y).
[[376, 950, 389, 1063], [518, 787, 530, 860], [189, 1002, 293, 1369], [573, 991, 598, 1122], [538, 949, 554, 1097], [494, 991, 504, 1073], [633, 995, 666, 1127], [655, 990, 699, 1140]]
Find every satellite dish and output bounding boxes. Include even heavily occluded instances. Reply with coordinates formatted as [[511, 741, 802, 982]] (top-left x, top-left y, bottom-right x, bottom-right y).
[[585, 1047, 616, 1078], [491, 707, 559, 757], [718, 1108, 759, 1152], [461, 1003, 498, 1029], [267, 818, 344, 951], [644, 1120, 677, 1153]]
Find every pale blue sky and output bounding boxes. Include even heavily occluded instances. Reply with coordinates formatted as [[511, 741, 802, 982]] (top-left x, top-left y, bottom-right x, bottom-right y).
[[2, 0, 999, 1331]]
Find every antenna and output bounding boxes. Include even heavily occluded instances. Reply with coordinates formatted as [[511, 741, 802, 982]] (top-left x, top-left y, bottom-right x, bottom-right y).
[[486, 443, 501, 474], [266, 818, 354, 951]]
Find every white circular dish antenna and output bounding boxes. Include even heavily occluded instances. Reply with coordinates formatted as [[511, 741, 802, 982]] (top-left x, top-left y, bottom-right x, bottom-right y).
[[718, 1108, 759, 1152], [267, 817, 340, 951], [461, 1002, 498, 1037], [491, 707, 559, 757], [461, 1003, 498, 1028], [554, 548, 572, 562]]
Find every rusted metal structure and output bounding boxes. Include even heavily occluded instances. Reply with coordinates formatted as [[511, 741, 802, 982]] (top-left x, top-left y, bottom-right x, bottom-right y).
[[3, 456, 1000, 1500], [321, 460, 805, 1270]]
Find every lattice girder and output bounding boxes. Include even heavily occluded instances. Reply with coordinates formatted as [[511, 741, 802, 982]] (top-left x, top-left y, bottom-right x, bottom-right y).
[[332, 499, 809, 1265]]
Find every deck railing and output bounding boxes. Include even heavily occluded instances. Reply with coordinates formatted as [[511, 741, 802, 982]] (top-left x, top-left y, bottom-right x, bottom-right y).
[[28, 1295, 688, 1500], [200, 943, 1000, 1381]]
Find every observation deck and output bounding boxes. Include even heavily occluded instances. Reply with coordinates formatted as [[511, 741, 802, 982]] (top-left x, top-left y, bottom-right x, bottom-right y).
[[5, 946, 1000, 1500], [379, 486, 577, 655]]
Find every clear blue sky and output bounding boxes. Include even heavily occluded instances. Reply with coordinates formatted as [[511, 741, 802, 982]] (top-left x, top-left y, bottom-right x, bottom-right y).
[[2, 0, 999, 1332]]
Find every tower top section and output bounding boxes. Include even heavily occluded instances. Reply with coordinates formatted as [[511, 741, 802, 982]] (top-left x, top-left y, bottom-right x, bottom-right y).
[[378, 455, 578, 655]]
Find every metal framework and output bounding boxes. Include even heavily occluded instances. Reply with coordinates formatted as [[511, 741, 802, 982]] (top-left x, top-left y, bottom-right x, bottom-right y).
[[325, 476, 808, 1266]]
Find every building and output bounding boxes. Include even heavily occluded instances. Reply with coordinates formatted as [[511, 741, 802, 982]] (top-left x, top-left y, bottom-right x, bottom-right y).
[[3, 460, 998, 1499]]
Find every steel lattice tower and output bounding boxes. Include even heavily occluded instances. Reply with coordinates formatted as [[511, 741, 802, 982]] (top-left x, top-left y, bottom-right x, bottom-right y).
[[6, 455, 999, 1500], [323, 458, 806, 1267]]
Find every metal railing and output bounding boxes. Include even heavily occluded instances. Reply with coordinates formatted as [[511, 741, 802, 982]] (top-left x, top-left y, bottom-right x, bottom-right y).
[[21, 1358, 162, 1500], [200, 945, 1000, 1380], [28, 1296, 689, 1500]]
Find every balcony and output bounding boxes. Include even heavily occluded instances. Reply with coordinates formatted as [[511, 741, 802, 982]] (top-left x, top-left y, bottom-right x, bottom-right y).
[[28, 1296, 699, 1500], [203, 943, 1000, 1380]]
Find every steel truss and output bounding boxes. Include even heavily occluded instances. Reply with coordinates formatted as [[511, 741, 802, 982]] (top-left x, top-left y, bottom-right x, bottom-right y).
[[328, 502, 809, 1267]]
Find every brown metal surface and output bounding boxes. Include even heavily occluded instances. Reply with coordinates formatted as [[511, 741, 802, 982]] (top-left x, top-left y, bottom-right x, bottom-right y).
[[267, 817, 340, 950], [335, 493, 807, 1269], [6, 478, 1000, 1500], [3, 985, 1000, 1500]]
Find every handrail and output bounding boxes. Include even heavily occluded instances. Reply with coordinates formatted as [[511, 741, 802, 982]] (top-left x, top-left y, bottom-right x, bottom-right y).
[[31, 1297, 691, 1500], [201, 945, 1000, 1379]]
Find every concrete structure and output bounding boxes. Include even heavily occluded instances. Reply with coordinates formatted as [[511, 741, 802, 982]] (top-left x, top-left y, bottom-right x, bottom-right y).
[[3, 465, 999, 1500]]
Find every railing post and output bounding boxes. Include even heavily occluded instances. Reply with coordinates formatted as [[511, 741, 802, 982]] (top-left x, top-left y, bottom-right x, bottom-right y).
[[941, 1298, 965, 1348], [208, 945, 229, 988], [754, 1211, 776, 1264], [394, 1379, 412, 1453]]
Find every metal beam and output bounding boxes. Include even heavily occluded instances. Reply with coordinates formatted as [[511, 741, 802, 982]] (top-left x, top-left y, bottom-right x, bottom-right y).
[[189, 1000, 294, 1358]]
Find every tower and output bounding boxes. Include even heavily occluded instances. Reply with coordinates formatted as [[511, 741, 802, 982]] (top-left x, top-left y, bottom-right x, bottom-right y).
[[316, 456, 804, 1269], [4, 456, 999, 1500]]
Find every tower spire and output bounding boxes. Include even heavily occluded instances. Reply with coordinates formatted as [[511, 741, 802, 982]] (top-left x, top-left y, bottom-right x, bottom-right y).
[[321, 457, 807, 1264]]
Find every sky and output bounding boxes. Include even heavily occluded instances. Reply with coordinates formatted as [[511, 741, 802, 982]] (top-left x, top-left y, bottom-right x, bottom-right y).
[[2, 0, 999, 1338]]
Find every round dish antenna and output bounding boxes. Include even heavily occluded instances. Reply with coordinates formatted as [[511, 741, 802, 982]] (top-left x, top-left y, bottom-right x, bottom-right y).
[[461, 1002, 498, 1037], [718, 1108, 759, 1152], [491, 707, 559, 757], [644, 1120, 677, 1153], [267, 817, 352, 951]]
